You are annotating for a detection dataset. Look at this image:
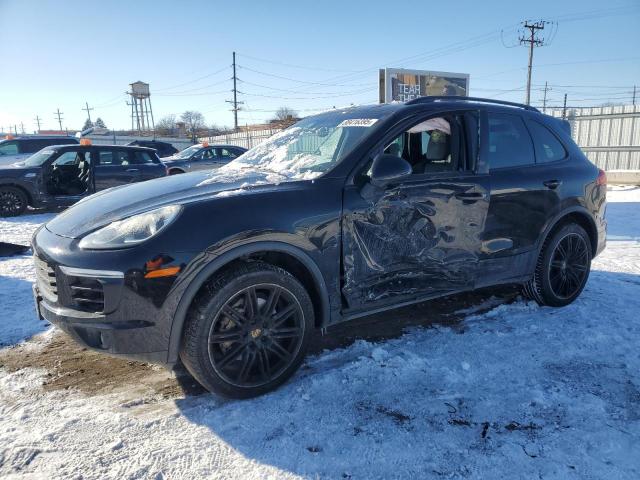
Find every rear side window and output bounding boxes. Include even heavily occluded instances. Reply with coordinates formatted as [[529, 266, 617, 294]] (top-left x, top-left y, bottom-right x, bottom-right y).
[[98, 150, 130, 165], [488, 113, 535, 169], [132, 151, 157, 164], [527, 121, 567, 163]]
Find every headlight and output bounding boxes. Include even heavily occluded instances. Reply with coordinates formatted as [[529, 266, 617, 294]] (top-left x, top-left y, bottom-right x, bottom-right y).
[[78, 205, 182, 250]]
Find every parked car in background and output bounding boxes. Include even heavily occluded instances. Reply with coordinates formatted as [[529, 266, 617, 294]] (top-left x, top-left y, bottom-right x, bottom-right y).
[[162, 143, 247, 174], [32, 97, 606, 398], [126, 140, 179, 158], [0, 142, 166, 216], [0, 135, 79, 166]]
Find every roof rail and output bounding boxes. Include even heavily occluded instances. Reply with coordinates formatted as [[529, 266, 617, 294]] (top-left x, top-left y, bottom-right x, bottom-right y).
[[405, 96, 540, 112]]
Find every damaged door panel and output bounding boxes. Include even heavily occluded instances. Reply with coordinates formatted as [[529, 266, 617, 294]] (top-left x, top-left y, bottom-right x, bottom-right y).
[[342, 175, 490, 310]]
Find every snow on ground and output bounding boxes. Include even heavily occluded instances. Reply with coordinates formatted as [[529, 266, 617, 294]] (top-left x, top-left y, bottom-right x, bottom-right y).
[[1, 188, 639, 479]]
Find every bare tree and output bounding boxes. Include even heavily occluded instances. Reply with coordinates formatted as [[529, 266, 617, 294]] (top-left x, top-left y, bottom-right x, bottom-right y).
[[272, 107, 299, 122], [155, 114, 177, 136], [181, 111, 206, 141]]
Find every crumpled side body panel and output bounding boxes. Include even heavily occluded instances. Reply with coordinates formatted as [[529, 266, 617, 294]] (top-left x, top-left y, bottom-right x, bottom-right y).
[[342, 180, 488, 309]]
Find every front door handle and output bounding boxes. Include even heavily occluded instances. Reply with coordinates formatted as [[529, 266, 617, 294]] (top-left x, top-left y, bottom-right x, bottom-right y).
[[543, 179, 562, 189], [455, 192, 486, 204]]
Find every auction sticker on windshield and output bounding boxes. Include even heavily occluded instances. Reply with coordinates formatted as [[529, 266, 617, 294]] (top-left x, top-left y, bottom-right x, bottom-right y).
[[337, 118, 378, 127]]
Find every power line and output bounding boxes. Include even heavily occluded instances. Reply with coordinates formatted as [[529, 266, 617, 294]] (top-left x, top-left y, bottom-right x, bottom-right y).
[[237, 53, 359, 73], [155, 65, 230, 92]]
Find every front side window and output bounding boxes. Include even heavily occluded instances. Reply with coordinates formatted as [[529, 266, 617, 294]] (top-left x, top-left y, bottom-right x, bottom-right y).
[[0, 141, 18, 156], [382, 115, 464, 175], [527, 121, 567, 163], [488, 113, 535, 169], [52, 150, 89, 166]]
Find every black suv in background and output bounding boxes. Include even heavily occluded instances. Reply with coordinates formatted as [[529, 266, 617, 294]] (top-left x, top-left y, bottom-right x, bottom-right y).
[[0, 143, 166, 216], [32, 97, 606, 398], [126, 140, 179, 158], [0, 135, 79, 166]]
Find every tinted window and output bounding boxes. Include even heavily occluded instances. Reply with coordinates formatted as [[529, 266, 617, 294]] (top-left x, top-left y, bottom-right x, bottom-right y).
[[98, 150, 130, 166], [132, 151, 156, 164], [20, 140, 42, 153], [0, 141, 18, 155], [215, 148, 239, 161], [527, 121, 567, 163], [488, 113, 534, 169]]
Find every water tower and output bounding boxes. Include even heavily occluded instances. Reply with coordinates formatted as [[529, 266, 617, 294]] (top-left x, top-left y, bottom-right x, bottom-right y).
[[127, 81, 155, 134]]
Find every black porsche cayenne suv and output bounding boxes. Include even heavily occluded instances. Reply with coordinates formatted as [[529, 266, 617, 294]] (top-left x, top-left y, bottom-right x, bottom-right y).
[[32, 97, 607, 398]]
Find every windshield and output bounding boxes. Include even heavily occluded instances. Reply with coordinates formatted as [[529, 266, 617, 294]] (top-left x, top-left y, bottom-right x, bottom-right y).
[[219, 108, 393, 181], [174, 145, 202, 159], [23, 148, 56, 167]]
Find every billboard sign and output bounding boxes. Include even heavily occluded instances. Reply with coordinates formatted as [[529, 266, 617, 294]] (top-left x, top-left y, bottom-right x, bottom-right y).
[[379, 68, 470, 103]]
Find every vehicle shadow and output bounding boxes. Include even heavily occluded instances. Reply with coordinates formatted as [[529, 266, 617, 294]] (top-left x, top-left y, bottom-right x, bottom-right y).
[[171, 269, 639, 477]]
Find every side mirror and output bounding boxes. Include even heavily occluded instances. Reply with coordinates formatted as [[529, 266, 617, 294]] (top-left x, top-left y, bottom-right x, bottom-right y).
[[369, 153, 412, 187]]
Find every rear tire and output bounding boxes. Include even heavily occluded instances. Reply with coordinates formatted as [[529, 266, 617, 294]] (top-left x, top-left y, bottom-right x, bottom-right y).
[[180, 261, 314, 398], [169, 169, 184, 175], [0, 186, 28, 217], [523, 223, 592, 307]]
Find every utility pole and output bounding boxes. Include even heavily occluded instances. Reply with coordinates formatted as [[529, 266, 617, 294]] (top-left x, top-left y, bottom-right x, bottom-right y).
[[82, 101, 94, 125], [34, 115, 42, 132], [20, 122, 25, 134], [54, 108, 64, 131], [520, 20, 546, 106], [225, 51, 244, 131], [633, 85, 636, 106], [562, 93, 568, 119], [542, 81, 551, 113]]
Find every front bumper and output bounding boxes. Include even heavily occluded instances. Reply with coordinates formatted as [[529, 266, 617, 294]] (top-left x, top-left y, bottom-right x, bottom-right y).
[[32, 225, 195, 365]]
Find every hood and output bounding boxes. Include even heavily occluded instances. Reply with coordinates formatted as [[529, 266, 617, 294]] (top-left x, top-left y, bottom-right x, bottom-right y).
[[45, 168, 285, 238]]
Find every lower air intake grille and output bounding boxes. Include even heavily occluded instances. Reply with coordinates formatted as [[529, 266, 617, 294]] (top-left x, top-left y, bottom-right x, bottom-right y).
[[68, 277, 105, 313]]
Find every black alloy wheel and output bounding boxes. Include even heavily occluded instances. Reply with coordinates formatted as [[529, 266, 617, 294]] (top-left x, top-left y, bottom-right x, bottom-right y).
[[208, 283, 305, 388], [180, 262, 314, 398], [523, 223, 592, 307], [0, 186, 27, 217], [547, 233, 590, 299]]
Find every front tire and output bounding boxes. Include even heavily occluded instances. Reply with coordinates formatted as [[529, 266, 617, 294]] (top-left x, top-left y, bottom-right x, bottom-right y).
[[180, 262, 314, 398], [0, 186, 28, 217], [524, 223, 592, 307]]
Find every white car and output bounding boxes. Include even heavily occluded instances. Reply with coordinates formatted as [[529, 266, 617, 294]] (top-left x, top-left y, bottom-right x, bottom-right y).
[[0, 135, 78, 166]]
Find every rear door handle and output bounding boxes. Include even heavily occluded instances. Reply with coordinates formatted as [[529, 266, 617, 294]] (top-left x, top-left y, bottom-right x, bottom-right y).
[[455, 192, 486, 203], [543, 179, 562, 189], [126, 168, 139, 173]]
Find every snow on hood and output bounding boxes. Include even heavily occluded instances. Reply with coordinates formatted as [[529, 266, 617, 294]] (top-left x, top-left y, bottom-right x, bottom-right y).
[[198, 127, 324, 186]]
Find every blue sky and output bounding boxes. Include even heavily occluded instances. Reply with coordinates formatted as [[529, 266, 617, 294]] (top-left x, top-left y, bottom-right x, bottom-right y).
[[0, 0, 638, 132]]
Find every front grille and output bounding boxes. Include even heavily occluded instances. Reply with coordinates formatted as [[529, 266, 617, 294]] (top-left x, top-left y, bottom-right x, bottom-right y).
[[68, 276, 104, 313], [34, 255, 58, 302]]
